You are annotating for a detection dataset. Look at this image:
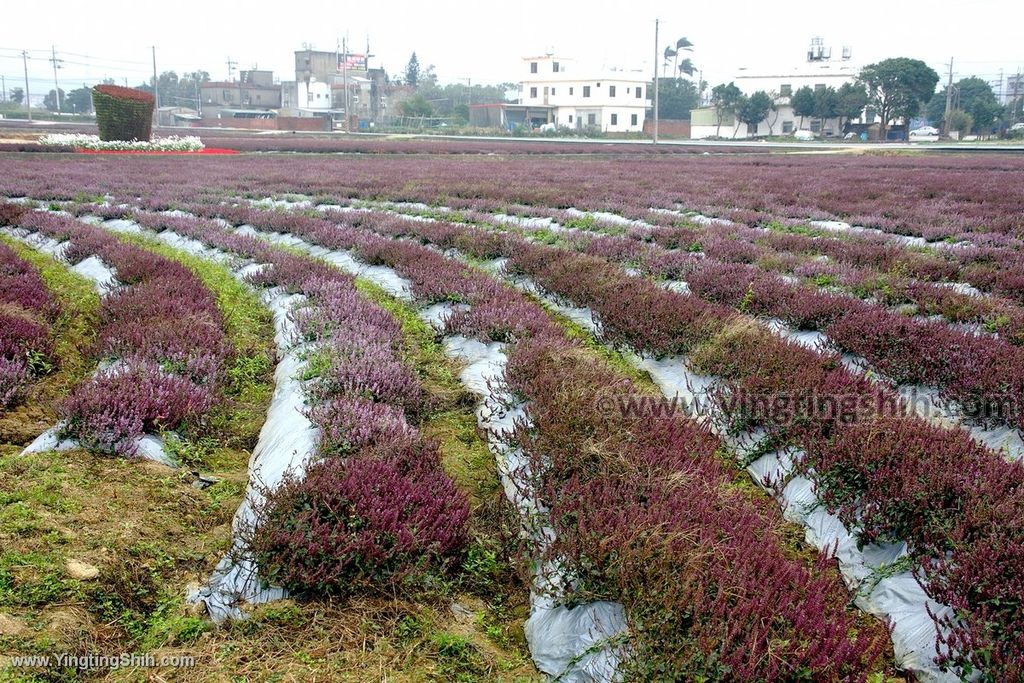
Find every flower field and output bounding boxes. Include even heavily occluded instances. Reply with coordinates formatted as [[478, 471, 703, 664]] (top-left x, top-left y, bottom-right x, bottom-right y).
[[0, 148, 1022, 682]]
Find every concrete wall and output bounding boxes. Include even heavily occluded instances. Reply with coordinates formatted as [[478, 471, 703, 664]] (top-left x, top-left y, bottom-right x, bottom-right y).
[[192, 116, 329, 131], [553, 105, 647, 132], [643, 118, 690, 138]]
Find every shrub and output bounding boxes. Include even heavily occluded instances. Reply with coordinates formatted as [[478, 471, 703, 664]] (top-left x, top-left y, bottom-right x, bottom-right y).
[[0, 357, 29, 408], [59, 362, 214, 456], [251, 456, 469, 594]]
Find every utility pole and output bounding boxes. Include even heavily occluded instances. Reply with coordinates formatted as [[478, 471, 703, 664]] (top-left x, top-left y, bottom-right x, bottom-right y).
[[1012, 69, 1021, 125], [342, 37, 350, 133], [653, 18, 660, 144], [151, 46, 159, 129], [22, 50, 31, 121], [50, 46, 62, 112], [942, 57, 954, 137], [1, 76, 5, 103]]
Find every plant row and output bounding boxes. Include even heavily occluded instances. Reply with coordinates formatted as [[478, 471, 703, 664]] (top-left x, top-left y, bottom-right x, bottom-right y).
[[492, 215, 1024, 436], [276, 201, 1024, 681], [370, 202, 1024, 438], [409, 198, 1024, 328], [0, 204, 60, 408], [5, 153, 1024, 250], [114, 203, 893, 680], [6, 205, 230, 455], [244, 252, 471, 595], [67, 206, 473, 598]]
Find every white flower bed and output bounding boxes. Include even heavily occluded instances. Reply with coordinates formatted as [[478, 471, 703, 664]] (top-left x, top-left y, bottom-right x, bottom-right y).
[[39, 133, 204, 152]]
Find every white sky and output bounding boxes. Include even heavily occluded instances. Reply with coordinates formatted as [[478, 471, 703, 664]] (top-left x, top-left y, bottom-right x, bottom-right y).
[[2, 0, 1021, 98]]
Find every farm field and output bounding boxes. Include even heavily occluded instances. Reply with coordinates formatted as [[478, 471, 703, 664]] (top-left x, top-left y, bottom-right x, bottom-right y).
[[0, 148, 1022, 682]]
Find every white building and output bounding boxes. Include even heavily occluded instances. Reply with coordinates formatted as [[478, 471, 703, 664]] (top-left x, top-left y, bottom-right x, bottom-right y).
[[517, 55, 651, 133], [691, 39, 866, 139]]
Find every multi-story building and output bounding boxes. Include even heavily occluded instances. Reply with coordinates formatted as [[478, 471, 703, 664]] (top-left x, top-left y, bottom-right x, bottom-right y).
[[285, 48, 387, 124], [516, 55, 651, 133]]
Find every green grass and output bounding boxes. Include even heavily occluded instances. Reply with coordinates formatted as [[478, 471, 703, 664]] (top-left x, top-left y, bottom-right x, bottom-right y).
[[0, 447, 243, 682]]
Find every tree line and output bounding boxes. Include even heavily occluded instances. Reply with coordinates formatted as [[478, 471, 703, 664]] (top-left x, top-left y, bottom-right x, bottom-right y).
[[685, 57, 1018, 138]]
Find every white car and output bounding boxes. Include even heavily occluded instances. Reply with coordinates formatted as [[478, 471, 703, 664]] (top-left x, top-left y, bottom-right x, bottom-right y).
[[793, 129, 815, 141], [1011, 122, 1024, 132], [909, 126, 940, 139]]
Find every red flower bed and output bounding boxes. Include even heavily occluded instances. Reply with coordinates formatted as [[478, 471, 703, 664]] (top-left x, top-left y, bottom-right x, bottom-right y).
[[74, 148, 239, 155]]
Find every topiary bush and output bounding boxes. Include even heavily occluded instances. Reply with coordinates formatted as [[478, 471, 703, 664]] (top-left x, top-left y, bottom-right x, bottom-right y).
[[92, 85, 154, 142]]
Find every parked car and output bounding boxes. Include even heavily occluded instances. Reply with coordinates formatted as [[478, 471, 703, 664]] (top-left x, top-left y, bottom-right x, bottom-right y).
[[909, 126, 940, 139], [793, 129, 815, 141]]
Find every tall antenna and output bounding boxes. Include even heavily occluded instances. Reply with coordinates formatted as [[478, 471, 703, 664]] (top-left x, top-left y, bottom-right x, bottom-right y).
[[226, 56, 237, 81]]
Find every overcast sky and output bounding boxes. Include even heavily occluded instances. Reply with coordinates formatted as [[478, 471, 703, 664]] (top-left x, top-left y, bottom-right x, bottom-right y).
[[2, 0, 1021, 98]]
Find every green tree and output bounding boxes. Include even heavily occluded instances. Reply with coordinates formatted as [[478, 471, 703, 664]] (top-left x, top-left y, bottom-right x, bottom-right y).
[[738, 90, 772, 136], [791, 86, 815, 129], [836, 82, 869, 131], [946, 109, 974, 135], [711, 82, 742, 137], [858, 58, 940, 139], [9, 87, 24, 104], [926, 76, 1000, 133], [813, 86, 839, 133], [657, 78, 699, 119], [399, 93, 432, 117], [65, 87, 94, 114], [1006, 98, 1023, 126], [663, 46, 677, 78], [405, 53, 421, 88], [43, 88, 66, 112]]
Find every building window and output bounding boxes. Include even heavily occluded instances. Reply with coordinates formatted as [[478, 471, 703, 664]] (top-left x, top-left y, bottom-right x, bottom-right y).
[[553, 61, 560, 72], [583, 86, 591, 98], [814, 83, 826, 93], [611, 113, 618, 125], [569, 87, 574, 96], [865, 107, 877, 123], [551, 88, 556, 96], [587, 113, 596, 125], [609, 85, 616, 97], [530, 62, 538, 73], [782, 121, 794, 133], [569, 115, 573, 123], [635, 86, 643, 99], [810, 119, 821, 133], [596, 82, 601, 87], [222, 89, 230, 99], [530, 87, 537, 98], [631, 113, 638, 126], [747, 123, 758, 135], [780, 84, 792, 97]]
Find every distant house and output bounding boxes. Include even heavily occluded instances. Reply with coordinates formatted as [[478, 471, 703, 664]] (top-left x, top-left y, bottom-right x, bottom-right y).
[[691, 39, 868, 139], [199, 70, 281, 119], [156, 106, 200, 127], [496, 55, 650, 132]]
